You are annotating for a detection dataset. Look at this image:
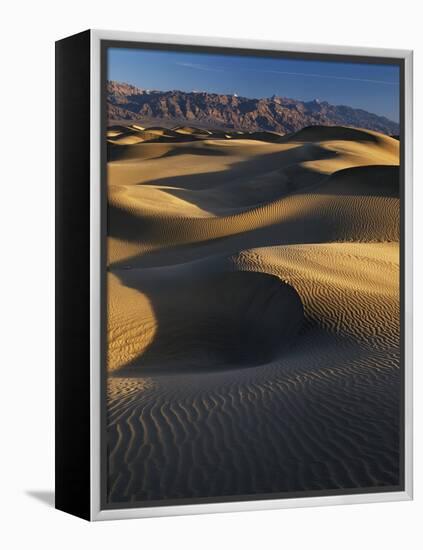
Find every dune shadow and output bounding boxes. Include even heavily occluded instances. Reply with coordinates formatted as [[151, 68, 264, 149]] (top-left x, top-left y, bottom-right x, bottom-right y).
[[108, 202, 159, 243], [107, 144, 337, 244], [281, 125, 383, 143], [163, 162, 328, 214], [139, 142, 335, 193], [108, 169, 340, 270], [108, 158, 399, 267], [108, 207, 335, 271], [315, 165, 399, 198], [111, 270, 304, 376], [157, 145, 231, 159], [108, 135, 200, 161]]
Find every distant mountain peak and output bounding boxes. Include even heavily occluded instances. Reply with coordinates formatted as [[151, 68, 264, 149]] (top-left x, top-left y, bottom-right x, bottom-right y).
[[106, 80, 399, 136]]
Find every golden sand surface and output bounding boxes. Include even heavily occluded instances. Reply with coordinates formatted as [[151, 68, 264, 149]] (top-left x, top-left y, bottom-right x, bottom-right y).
[[105, 125, 400, 503]]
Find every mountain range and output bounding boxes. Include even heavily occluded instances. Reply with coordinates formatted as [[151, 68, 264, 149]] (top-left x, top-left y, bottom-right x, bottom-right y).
[[107, 80, 399, 136]]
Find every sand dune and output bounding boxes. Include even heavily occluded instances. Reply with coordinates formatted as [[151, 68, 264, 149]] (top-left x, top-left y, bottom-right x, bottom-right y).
[[105, 124, 401, 504], [108, 269, 304, 373], [319, 165, 399, 197], [282, 125, 385, 142]]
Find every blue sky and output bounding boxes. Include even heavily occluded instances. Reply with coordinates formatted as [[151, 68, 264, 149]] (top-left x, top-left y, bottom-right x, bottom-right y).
[[108, 47, 400, 122]]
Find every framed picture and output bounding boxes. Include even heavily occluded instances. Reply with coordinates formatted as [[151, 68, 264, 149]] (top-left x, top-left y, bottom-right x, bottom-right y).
[[55, 29, 413, 521]]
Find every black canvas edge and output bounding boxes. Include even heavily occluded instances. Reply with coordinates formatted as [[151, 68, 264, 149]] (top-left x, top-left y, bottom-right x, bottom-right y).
[[55, 29, 91, 521]]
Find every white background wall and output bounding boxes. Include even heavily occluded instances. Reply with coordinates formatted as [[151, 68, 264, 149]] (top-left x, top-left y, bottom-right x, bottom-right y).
[[0, 0, 421, 547]]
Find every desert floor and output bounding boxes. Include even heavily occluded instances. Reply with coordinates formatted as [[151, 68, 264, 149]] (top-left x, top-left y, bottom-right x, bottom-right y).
[[105, 124, 401, 504]]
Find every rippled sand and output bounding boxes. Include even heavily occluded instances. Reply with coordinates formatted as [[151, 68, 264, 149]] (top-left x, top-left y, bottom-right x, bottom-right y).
[[105, 125, 400, 504]]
